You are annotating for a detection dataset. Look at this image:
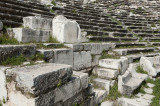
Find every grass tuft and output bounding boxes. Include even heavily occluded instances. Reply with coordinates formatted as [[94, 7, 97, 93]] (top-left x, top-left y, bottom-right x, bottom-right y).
[[151, 78, 160, 106], [47, 36, 59, 43], [104, 83, 121, 101], [1, 55, 25, 66], [100, 50, 120, 59], [136, 66, 148, 74], [0, 33, 19, 44]]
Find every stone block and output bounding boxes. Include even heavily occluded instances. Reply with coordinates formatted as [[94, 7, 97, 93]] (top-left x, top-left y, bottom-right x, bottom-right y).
[[83, 43, 115, 55], [6, 63, 72, 96], [73, 51, 92, 71], [99, 57, 128, 75], [53, 48, 73, 66], [64, 44, 84, 52], [73, 71, 88, 89], [0, 45, 36, 63], [92, 55, 101, 66], [93, 78, 111, 93], [93, 67, 119, 79], [7, 28, 50, 42], [38, 48, 73, 66], [36, 75, 87, 106], [94, 89, 107, 104], [52, 15, 82, 43], [23, 16, 52, 30]]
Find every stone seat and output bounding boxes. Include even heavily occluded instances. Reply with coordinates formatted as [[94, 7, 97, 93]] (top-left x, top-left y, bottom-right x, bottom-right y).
[[0, 1, 52, 16], [88, 36, 138, 42], [115, 42, 146, 48], [113, 32, 133, 37], [140, 56, 160, 77], [1, 20, 22, 27], [0, 0, 48, 11], [148, 38, 160, 41], [0, 13, 22, 21], [113, 47, 155, 56]]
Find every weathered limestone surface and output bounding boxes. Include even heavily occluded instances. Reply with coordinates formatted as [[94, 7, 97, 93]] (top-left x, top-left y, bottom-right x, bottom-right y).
[[7, 28, 50, 42], [93, 78, 111, 93], [86, 43, 115, 55], [23, 16, 52, 30], [0, 20, 3, 30], [0, 67, 7, 103], [0, 45, 36, 63], [99, 57, 128, 75], [140, 56, 160, 77], [52, 15, 82, 43], [6, 63, 72, 96], [118, 93, 154, 106], [94, 89, 107, 104], [93, 67, 119, 79], [36, 74, 88, 106], [118, 71, 144, 96], [38, 48, 73, 66], [101, 101, 114, 106], [73, 51, 92, 71], [128, 63, 148, 80]]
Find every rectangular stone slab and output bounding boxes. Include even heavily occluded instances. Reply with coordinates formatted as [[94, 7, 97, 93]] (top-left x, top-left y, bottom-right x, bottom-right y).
[[7, 63, 72, 96], [7, 28, 50, 42], [23, 16, 52, 30]]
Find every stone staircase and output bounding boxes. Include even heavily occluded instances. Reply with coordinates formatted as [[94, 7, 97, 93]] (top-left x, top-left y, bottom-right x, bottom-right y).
[[0, 0, 160, 105]]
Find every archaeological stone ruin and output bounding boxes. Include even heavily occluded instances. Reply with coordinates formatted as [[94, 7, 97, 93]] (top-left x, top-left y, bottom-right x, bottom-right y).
[[0, 0, 160, 106]]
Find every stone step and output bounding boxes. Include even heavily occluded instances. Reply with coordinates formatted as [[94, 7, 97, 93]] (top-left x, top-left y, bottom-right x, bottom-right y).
[[113, 47, 155, 56], [93, 78, 111, 92], [93, 67, 119, 80], [94, 89, 108, 104], [99, 57, 128, 75], [7, 28, 50, 42], [37, 48, 73, 66]]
